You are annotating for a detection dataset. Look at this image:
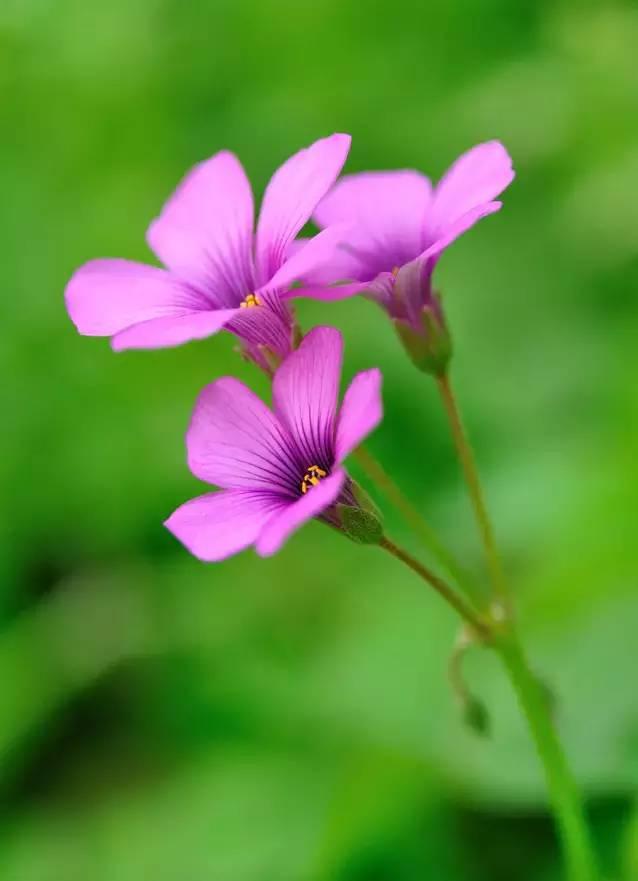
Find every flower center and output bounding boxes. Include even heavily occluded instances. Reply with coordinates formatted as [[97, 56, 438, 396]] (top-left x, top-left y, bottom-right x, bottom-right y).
[[240, 293, 261, 309], [301, 464, 327, 494]]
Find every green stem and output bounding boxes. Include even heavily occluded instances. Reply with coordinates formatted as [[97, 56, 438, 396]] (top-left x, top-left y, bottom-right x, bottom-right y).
[[496, 632, 598, 881], [435, 372, 509, 605], [379, 535, 490, 640], [355, 445, 484, 603]]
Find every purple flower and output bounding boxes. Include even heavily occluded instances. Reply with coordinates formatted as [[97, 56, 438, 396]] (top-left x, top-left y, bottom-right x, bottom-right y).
[[165, 326, 383, 560], [65, 135, 351, 366], [308, 141, 514, 357]]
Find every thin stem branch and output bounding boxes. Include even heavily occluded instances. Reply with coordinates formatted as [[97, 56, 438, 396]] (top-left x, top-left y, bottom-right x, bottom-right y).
[[448, 627, 476, 707], [496, 632, 598, 881], [435, 372, 509, 604], [354, 445, 485, 603], [379, 535, 490, 639]]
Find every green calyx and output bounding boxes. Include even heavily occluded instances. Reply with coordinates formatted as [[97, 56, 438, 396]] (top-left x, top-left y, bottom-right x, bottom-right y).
[[336, 504, 384, 545], [394, 307, 452, 377]]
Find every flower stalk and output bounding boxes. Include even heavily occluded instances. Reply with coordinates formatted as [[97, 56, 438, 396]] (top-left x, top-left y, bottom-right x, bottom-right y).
[[495, 631, 598, 881], [378, 535, 490, 640], [383, 526, 598, 881], [430, 373, 597, 880], [435, 371, 509, 607], [354, 444, 485, 604]]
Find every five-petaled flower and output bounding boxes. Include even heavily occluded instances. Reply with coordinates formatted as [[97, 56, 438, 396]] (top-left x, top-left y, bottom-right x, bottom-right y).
[[165, 326, 383, 560], [65, 134, 351, 370], [308, 141, 515, 371]]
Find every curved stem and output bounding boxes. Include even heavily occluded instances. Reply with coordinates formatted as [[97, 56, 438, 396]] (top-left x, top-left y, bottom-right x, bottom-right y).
[[496, 631, 598, 881], [435, 373, 509, 605], [445, 625, 491, 735], [354, 445, 485, 604], [379, 535, 490, 639]]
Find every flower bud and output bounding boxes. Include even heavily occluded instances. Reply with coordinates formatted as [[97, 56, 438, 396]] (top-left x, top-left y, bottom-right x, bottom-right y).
[[461, 694, 490, 737]]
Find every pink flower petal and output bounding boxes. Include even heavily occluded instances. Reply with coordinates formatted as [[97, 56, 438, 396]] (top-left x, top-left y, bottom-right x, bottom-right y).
[[418, 201, 503, 266], [65, 258, 204, 337], [225, 299, 293, 361], [284, 282, 367, 302], [335, 369, 383, 463], [427, 141, 514, 238], [272, 326, 343, 467], [165, 489, 286, 562], [112, 308, 238, 351], [147, 151, 255, 306], [256, 469, 345, 557], [284, 238, 367, 286], [262, 225, 352, 293], [254, 134, 351, 286], [362, 272, 396, 312], [186, 377, 301, 495], [314, 170, 432, 281]]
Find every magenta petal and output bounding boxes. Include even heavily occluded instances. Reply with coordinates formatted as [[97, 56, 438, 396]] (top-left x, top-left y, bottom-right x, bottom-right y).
[[314, 170, 432, 280], [335, 369, 383, 463], [254, 134, 351, 286], [147, 151, 255, 306], [226, 299, 293, 361], [165, 490, 286, 562], [284, 282, 367, 302], [284, 238, 367, 286], [272, 326, 343, 466], [65, 259, 204, 336], [428, 141, 514, 236], [262, 225, 352, 293], [256, 469, 345, 557], [112, 307, 238, 351], [186, 377, 301, 494], [418, 201, 503, 266], [363, 272, 396, 313]]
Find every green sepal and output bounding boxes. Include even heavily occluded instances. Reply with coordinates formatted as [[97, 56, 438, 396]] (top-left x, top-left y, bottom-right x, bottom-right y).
[[257, 344, 283, 375], [336, 504, 384, 545], [350, 480, 382, 519], [394, 307, 452, 377]]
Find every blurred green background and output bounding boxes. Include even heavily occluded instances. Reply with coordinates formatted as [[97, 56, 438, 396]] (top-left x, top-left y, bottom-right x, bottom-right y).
[[2, 0, 638, 878]]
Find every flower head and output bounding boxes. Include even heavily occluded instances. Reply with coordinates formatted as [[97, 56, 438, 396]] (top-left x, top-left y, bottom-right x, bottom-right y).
[[65, 135, 351, 367], [165, 326, 383, 560], [310, 141, 515, 371]]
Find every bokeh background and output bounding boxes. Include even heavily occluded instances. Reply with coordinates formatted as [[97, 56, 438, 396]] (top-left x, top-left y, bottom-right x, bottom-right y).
[[2, 0, 638, 878]]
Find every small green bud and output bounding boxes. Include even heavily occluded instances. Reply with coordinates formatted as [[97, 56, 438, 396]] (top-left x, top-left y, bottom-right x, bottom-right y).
[[449, 625, 490, 737], [461, 696, 490, 737], [336, 504, 384, 545]]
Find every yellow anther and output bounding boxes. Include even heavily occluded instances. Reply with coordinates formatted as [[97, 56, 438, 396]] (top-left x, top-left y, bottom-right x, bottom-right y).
[[301, 464, 327, 494], [240, 293, 261, 308]]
